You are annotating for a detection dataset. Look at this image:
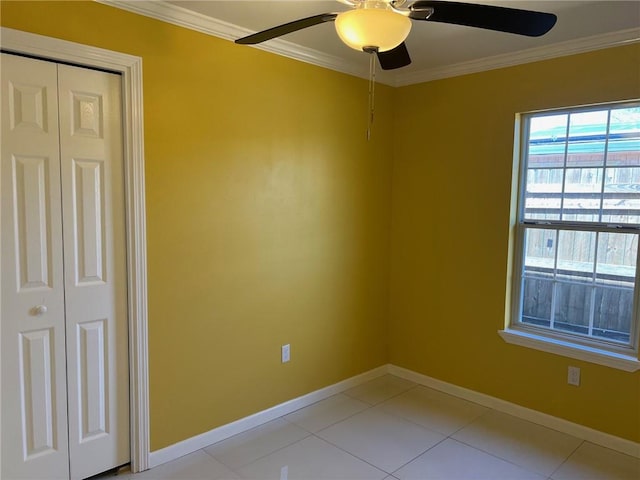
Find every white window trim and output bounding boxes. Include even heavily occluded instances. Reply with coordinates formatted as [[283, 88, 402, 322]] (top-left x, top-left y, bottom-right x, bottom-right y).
[[503, 102, 640, 372], [499, 328, 640, 372]]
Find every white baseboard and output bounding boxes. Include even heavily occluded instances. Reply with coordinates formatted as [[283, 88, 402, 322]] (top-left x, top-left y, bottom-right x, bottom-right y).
[[149, 365, 389, 468], [387, 364, 640, 459], [149, 363, 639, 469]]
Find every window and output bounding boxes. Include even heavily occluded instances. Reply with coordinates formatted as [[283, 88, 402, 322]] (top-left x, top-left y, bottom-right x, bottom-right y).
[[502, 102, 640, 371]]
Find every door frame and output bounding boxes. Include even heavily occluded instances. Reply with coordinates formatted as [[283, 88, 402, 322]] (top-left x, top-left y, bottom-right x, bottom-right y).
[[0, 27, 150, 473]]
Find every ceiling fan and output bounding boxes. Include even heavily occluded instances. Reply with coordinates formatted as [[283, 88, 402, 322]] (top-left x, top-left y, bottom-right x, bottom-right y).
[[235, 0, 558, 70]]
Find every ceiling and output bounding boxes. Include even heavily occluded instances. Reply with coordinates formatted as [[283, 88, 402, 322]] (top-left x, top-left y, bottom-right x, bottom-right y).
[[107, 1, 640, 85]]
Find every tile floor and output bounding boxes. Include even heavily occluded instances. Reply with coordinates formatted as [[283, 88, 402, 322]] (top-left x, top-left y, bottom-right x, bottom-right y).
[[110, 375, 640, 480]]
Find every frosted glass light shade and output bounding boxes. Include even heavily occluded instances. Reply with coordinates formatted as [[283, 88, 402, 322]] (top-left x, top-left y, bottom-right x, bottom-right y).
[[335, 8, 412, 52]]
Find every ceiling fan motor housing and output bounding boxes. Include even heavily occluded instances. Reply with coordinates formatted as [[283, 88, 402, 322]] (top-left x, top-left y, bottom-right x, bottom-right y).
[[334, 1, 412, 52]]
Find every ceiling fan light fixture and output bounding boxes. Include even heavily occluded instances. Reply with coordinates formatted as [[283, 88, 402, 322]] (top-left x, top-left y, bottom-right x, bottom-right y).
[[334, 6, 412, 52]]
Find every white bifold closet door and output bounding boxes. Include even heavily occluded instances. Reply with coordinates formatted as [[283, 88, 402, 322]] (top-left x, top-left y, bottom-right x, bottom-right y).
[[1, 53, 129, 480]]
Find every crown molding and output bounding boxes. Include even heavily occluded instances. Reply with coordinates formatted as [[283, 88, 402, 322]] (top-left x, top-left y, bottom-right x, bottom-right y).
[[98, 1, 639, 88], [96, 0, 395, 84], [394, 27, 640, 87]]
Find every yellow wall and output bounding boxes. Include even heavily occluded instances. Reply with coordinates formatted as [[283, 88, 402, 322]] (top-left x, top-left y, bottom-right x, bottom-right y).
[[390, 44, 640, 442], [0, 1, 393, 450], [2, 0, 639, 451]]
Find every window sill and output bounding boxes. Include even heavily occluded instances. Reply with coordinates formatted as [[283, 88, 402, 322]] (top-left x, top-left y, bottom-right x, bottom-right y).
[[498, 329, 640, 372]]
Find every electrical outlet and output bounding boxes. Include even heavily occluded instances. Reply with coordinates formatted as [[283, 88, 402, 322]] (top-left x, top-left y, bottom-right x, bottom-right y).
[[281, 344, 290, 363], [568, 366, 580, 386]]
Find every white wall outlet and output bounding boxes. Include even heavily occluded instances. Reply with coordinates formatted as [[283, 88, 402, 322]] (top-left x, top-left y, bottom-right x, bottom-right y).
[[281, 344, 290, 363], [568, 366, 580, 386]]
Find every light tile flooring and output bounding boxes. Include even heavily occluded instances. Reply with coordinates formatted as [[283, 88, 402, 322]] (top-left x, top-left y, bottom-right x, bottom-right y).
[[112, 375, 640, 480]]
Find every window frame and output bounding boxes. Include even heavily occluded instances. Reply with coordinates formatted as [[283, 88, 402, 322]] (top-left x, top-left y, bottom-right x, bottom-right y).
[[501, 101, 640, 372]]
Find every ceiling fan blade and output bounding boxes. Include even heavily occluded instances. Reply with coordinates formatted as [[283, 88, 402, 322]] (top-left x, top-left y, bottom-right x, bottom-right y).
[[235, 13, 338, 44], [377, 43, 412, 70], [409, 1, 557, 37]]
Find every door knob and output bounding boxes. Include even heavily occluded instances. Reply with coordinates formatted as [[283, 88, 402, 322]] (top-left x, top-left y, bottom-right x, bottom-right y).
[[31, 305, 48, 316]]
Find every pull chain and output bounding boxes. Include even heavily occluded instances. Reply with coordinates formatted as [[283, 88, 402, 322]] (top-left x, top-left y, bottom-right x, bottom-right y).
[[365, 47, 377, 141]]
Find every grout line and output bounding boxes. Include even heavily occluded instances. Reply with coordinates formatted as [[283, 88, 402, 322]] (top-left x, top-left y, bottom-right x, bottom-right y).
[[447, 436, 555, 479], [200, 422, 313, 473], [308, 384, 445, 475], [300, 399, 373, 435], [389, 435, 449, 476], [308, 433, 390, 476], [222, 432, 315, 478], [548, 439, 584, 479], [370, 387, 490, 439]]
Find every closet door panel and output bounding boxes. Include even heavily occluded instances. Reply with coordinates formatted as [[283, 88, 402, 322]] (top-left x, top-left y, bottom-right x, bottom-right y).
[[1, 53, 69, 480], [57, 64, 129, 480]]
